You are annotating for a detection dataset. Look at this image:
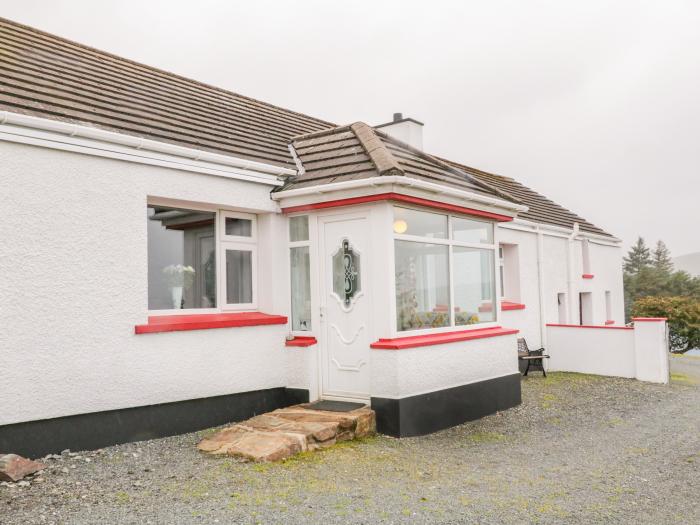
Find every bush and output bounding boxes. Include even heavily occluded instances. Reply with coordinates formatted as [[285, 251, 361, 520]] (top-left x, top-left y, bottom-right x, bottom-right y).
[[631, 296, 700, 353]]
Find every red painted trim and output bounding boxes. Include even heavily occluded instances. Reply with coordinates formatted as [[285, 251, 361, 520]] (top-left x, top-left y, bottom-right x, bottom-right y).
[[582, 274, 595, 279], [604, 320, 615, 325], [135, 312, 288, 334], [281, 192, 514, 222], [546, 323, 633, 331], [501, 301, 526, 311], [632, 317, 667, 322], [285, 336, 318, 347], [370, 326, 520, 350]]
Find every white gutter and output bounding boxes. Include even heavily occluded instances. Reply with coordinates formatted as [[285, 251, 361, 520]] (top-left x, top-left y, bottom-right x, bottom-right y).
[[272, 175, 528, 214], [504, 217, 621, 244], [0, 111, 295, 185]]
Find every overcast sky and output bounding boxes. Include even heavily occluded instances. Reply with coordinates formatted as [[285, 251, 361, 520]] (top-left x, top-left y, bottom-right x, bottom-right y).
[[3, 0, 698, 256]]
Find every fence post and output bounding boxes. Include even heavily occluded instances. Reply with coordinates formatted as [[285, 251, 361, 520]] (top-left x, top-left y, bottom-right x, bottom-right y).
[[632, 318, 670, 384]]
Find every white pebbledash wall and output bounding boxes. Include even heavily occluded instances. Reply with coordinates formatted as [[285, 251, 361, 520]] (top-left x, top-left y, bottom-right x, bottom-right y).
[[370, 335, 519, 399], [546, 320, 670, 384], [0, 141, 291, 426]]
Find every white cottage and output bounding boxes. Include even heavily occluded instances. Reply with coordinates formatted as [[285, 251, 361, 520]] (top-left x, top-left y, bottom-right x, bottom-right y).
[[0, 18, 625, 456]]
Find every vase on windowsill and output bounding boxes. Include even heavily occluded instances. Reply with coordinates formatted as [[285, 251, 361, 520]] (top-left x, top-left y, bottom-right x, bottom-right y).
[[171, 286, 183, 309], [162, 264, 195, 309]]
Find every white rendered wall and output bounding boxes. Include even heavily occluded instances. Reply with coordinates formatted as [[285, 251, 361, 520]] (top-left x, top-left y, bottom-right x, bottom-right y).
[[0, 141, 292, 426], [546, 322, 669, 384], [547, 326, 636, 378], [370, 334, 519, 399], [496, 224, 626, 349]]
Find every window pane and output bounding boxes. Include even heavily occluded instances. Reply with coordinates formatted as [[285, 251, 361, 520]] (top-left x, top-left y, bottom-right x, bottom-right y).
[[332, 238, 361, 308], [225, 217, 252, 237], [226, 249, 253, 304], [452, 217, 493, 244], [290, 246, 311, 331], [393, 207, 447, 238], [289, 216, 309, 242], [453, 247, 495, 325], [395, 240, 450, 331], [147, 206, 216, 310]]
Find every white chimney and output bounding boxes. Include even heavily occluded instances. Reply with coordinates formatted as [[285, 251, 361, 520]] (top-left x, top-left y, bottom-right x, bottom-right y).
[[375, 112, 424, 150]]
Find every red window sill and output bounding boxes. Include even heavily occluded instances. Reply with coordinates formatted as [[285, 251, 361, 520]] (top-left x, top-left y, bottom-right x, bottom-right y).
[[502, 301, 526, 311], [135, 312, 288, 334], [546, 323, 632, 331], [285, 336, 318, 347], [477, 301, 526, 313], [582, 274, 595, 279], [371, 326, 520, 350]]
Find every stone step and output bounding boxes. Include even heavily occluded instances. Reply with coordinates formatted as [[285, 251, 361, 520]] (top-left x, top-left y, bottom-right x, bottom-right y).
[[197, 404, 375, 462]]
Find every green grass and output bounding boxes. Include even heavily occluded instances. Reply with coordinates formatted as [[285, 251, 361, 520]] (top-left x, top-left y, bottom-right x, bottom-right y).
[[466, 431, 506, 443], [671, 372, 696, 384]]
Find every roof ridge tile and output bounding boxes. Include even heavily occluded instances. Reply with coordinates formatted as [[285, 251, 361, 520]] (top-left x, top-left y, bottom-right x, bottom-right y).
[[350, 122, 403, 176]]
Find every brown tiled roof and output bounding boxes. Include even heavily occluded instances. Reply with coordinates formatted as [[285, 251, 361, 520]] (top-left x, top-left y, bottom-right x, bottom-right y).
[[0, 17, 614, 237], [443, 159, 614, 237], [0, 17, 332, 168], [283, 123, 516, 203]]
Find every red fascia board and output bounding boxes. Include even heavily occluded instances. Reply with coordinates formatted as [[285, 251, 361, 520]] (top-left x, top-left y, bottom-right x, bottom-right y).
[[281, 192, 514, 222], [632, 317, 667, 322], [501, 301, 526, 311], [371, 326, 520, 350], [285, 336, 318, 347], [582, 274, 595, 279], [546, 323, 633, 331], [135, 312, 288, 334]]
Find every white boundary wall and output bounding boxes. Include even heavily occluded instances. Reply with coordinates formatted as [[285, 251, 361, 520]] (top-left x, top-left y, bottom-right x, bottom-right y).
[[546, 319, 670, 384]]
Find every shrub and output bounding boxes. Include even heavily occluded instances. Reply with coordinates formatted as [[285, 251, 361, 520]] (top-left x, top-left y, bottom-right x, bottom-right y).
[[631, 296, 700, 353]]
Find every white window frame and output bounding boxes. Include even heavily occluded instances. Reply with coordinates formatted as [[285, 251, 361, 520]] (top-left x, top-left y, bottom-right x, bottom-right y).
[[219, 241, 258, 311], [498, 245, 506, 298], [219, 210, 257, 243], [146, 199, 258, 315], [288, 214, 313, 335], [392, 205, 499, 336]]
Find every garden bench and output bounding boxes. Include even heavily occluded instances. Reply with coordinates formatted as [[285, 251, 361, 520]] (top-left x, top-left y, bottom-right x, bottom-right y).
[[517, 338, 550, 377]]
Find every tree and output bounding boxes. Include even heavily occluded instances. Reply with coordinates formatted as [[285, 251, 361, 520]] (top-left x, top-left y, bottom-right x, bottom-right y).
[[632, 296, 700, 353], [623, 237, 700, 322], [652, 240, 674, 275], [623, 237, 652, 274]]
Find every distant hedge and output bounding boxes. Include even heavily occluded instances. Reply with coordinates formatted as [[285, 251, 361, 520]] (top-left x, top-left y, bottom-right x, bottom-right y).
[[632, 296, 700, 353]]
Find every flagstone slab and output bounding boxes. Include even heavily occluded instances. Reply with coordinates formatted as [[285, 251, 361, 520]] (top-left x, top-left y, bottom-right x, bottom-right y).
[[197, 404, 375, 462]]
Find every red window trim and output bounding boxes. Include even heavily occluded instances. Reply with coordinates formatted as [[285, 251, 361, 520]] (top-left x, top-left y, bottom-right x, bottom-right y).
[[370, 326, 519, 350], [582, 274, 595, 279], [478, 301, 526, 313], [546, 323, 633, 331], [501, 301, 526, 311], [285, 336, 318, 347], [632, 317, 667, 322], [281, 192, 514, 222], [135, 312, 288, 334]]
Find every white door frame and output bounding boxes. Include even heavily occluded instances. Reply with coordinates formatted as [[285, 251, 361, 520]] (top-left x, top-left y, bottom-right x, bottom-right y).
[[316, 208, 372, 402]]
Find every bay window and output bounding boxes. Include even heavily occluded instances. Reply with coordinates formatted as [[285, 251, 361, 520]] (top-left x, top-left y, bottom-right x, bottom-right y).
[[289, 216, 312, 331], [393, 206, 497, 332], [147, 205, 257, 312]]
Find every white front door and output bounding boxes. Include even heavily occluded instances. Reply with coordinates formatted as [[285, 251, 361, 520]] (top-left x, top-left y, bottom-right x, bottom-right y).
[[319, 212, 371, 400]]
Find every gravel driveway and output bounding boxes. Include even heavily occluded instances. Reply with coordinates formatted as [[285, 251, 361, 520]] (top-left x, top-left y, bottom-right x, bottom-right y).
[[3, 357, 699, 524]]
